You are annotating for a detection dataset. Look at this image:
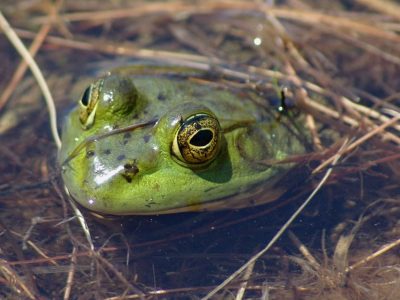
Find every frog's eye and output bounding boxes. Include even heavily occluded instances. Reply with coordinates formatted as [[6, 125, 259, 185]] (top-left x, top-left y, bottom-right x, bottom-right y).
[[80, 85, 91, 107], [172, 113, 221, 165], [79, 81, 101, 129]]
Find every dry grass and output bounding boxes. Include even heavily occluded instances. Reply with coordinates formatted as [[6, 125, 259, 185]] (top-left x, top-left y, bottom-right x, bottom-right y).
[[0, 0, 399, 299]]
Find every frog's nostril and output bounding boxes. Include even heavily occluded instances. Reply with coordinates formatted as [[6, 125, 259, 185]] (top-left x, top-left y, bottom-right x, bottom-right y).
[[121, 161, 139, 183], [86, 150, 95, 158]]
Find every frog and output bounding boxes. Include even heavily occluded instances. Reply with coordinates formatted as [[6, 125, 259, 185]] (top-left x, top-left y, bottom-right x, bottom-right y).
[[58, 65, 308, 215]]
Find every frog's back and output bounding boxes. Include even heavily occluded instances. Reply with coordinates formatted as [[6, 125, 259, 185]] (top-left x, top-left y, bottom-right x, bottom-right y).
[[129, 76, 269, 124]]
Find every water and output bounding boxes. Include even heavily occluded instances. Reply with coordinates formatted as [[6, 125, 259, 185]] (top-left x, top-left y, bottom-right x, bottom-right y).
[[0, 1, 399, 299]]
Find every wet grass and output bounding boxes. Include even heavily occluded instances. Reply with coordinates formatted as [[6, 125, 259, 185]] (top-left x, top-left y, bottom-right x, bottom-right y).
[[0, 0, 399, 299]]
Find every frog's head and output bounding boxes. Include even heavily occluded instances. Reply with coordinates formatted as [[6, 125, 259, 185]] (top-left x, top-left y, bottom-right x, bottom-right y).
[[75, 74, 223, 169]]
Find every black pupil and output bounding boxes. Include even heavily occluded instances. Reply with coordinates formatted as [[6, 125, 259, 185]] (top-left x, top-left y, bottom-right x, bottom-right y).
[[190, 129, 213, 147], [81, 86, 91, 106]]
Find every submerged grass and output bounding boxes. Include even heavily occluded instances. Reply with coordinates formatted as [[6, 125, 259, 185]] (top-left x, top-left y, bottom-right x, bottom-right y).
[[0, 0, 399, 299]]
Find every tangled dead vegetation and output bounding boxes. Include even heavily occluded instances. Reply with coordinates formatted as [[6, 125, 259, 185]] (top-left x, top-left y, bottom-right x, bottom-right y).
[[0, 0, 399, 299]]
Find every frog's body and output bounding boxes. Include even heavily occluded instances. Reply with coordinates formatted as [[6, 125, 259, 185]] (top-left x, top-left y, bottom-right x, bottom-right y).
[[59, 67, 307, 215]]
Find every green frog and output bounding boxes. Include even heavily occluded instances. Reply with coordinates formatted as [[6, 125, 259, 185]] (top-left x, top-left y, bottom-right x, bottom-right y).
[[59, 65, 307, 215]]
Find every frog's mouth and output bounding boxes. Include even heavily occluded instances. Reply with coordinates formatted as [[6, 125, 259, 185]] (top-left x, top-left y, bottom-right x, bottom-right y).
[[124, 181, 285, 215], [131, 161, 308, 215]]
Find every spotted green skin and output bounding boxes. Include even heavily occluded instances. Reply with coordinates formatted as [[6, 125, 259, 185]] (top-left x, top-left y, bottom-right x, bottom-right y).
[[59, 68, 306, 215]]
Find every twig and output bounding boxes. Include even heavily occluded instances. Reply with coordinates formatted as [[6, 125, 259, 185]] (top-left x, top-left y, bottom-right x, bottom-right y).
[[347, 238, 400, 272], [0, 0, 64, 111], [63, 186, 94, 252], [0, 11, 61, 149], [94, 252, 145, 297], [0, 259, 36, 300], [235, 260, 255, 300], [313, 115, 400, 174], [355, 0, 400, 20], [0, 24, 51, 111], [63, 247, 77, 300], [288, 230, 320, 269]]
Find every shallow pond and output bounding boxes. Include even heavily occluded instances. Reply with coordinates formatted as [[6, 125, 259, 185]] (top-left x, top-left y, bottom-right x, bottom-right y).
[[0, 1, 399, 299]]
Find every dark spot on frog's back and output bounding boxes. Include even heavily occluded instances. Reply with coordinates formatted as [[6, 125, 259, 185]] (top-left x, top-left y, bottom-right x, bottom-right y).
[[122, 133, 131, 145], [191, 87, 205, 98], [103, 149, 111, 155], [117, 154, 126, 161], [121, 160, 139, 183], [143, 135, 150, 143], [157, 92, 167, 101]]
